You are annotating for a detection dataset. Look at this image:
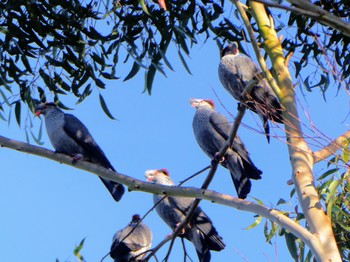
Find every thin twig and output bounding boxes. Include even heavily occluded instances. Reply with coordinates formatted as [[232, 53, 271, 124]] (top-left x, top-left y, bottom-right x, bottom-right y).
[[313, 130, 350, 164]]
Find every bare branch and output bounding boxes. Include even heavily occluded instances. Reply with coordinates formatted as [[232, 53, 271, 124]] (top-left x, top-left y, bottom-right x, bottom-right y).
[[251, 0, 350, 38], [313, 130, 350, 164], [249, 2, 342, 261], [0, 134, 320, 259]]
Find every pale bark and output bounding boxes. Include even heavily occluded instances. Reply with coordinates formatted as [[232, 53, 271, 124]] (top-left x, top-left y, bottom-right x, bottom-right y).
[[250, 2, 341, 261], [0, 134, 315, 256]]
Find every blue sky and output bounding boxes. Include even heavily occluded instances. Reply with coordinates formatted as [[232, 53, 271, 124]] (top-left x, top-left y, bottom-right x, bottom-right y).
[[0, 24, 349, 262]]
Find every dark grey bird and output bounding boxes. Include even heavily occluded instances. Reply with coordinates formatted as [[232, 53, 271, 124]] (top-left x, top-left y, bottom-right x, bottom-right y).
[[190, 98, 262, 199], [110, 214, 152, 262], [145, 168, 225, 262], [34, 102, 125, 202], [218, 42, 284, 143]]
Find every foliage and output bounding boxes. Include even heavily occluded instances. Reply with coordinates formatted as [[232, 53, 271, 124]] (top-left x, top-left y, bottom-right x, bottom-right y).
[[263, 142, 350, 262], [0, 0, 349, 261], [0, 0, 348, 123]]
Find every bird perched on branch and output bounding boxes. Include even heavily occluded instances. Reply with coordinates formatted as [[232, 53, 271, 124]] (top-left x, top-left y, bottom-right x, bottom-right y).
[[190, 98, 262, 199], [145, 168, 225, 262], [218, 42, 284, 143], [34, 102, 125, 202], [110, 214, 152, 262]]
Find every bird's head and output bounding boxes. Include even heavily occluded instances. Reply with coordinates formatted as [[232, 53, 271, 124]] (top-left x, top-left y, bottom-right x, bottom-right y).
[[34, 102, 58, 116], [189, 98, 215, 110], [220, 42, 239, 58], [131, 214, 141, 223], [144, 168, 173, 185]]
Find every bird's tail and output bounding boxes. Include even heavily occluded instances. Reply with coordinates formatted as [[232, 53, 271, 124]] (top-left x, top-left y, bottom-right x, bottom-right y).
[[99, 177, 125, 202], [259, 114, 270, 143], [196, 247, 211, 262], [248, 86, 284, 124], [229, 171, 251, 199]]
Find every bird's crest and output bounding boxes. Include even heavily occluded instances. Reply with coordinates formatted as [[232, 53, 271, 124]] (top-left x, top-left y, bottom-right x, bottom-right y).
[[204, 99, 215, 108], [159, 168, 169, 176], [221, 42, 239, 57], [132, 214, 141, 222]]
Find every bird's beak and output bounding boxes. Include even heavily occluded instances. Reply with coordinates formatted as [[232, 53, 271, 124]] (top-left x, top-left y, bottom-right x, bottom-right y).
[[189, 98, 200, 108], [144, 170, 155, 182], [34, 103, 45, 117]]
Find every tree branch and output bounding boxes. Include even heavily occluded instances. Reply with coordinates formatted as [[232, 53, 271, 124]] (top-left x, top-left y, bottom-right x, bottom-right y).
[[313, 130, 350, 164], [249, 2, 341, 261], [232, 0, 282, 98], [286, 0, 350, 38], [0, 134, 320, 259], [250, 0, 350, 38]]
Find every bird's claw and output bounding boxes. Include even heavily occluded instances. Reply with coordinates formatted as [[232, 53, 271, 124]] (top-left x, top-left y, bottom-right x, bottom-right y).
[[212, 152, 225, 164], [175, 223, 187, 235], [72, 153, 83, 164]]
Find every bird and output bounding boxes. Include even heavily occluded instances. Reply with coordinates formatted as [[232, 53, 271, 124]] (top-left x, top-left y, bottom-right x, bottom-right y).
[[34, 102, 125, 202], [218, 42, 284, 143], [190, 98, 262, 199], [110, 214, 152, 262], [145, 168, 225, 262]]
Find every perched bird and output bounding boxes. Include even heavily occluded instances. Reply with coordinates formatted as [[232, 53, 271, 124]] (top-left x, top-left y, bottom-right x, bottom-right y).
[[34, 102, 125, 202], [110, 214, 152, 262], [145, 168, 225, 262], [218, 42, 284, 143], [190, 98, 262, 199]]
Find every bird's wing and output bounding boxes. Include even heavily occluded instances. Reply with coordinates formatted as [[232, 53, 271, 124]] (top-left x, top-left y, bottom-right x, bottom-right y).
[[168, 195, 194, 217], [112, 226, 148, 252], [191, 208, 226, 251], [208, 111, 232, 141], [63, 114, 114, 169]]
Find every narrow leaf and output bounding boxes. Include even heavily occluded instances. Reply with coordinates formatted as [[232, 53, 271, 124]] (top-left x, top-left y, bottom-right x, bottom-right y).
[[326, 179, 340, 219], [177, 51, 192, 75], [277, 198, 287, 205], [317, 168, 339, 180], [285, 233, 298, 262], [99, 94, 116, 120], [14, 101, 21, 127], [124, 61, 140, 82], [244, 215, 261, 230], [138, 0, 150, 15]]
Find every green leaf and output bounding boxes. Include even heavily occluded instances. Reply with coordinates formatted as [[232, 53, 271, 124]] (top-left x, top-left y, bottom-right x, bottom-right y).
[[341, 141, 349, 163], [145, 66, 156, 94], [95, 78, 106, 89], [244, 215, 261, 230], [159, 49, 174, 71], [30, 129, 44, 145], [326, 179, 340, 218], [177, 51, 192, 75], [285, 232, 298, 262], [25, 128, 30, 143], [76, 84, 92, 104], [138, 0, 150, 15], [317, 168, 339, 180], [99, 94, 116, 120], [0, 89, 10, 106], [91, 52, 105, 66], [124, 61, 140, 82], [249, 196, 264, 205], [0, 110, 6, 121], [264, 220, 278, 244], [73, 238, 85, 261], [14, 101, 21, 127], [277, 198, 287, 205]]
